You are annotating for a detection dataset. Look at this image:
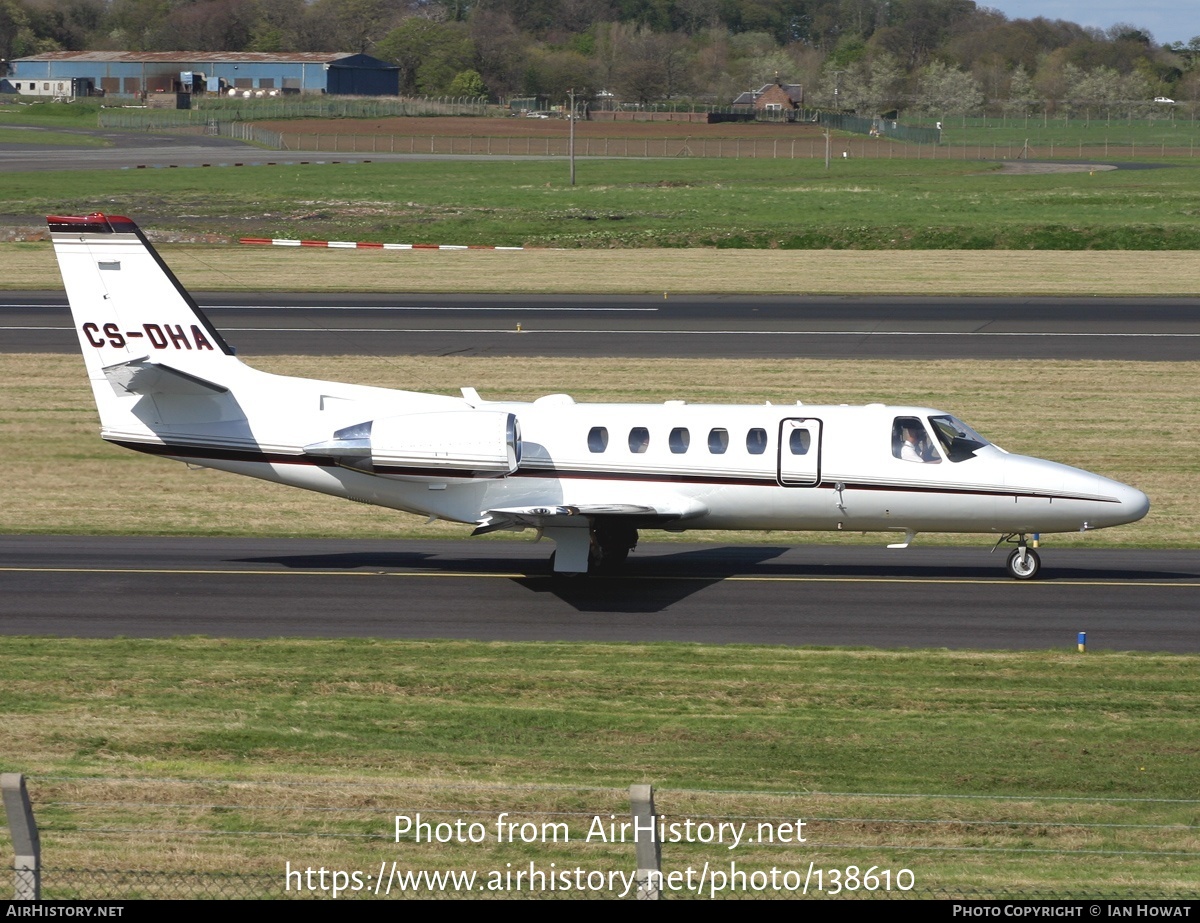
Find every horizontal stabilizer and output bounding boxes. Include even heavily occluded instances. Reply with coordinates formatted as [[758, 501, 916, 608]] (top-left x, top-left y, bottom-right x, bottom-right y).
[[102, 358, 229, 396]]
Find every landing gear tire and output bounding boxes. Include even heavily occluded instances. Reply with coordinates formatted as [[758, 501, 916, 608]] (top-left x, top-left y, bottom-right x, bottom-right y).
[[1006, 547, 1041, 580], [592, 522, 638, 574], [596, 545, 629, 572]]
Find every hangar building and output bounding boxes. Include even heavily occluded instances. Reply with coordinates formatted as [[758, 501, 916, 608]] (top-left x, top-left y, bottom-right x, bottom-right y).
[[1, 51, 400, 98]]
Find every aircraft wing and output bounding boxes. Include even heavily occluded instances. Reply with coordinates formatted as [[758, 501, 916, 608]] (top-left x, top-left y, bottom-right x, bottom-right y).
[[473, 498, 707, 535]]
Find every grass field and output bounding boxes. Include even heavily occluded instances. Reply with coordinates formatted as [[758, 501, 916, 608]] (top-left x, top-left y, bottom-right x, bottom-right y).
[[919, 112, 1200, 148], [12, 240, 1200, 295], [6, 155, 1200, 249], [2, 638, 1196, 898], [0, 98, 105, 129], [3, 354, 1191, 547]]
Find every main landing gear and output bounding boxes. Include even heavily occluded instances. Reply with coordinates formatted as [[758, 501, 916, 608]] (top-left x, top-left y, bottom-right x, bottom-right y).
[[997, 534, 1041, 580], [547, 522, 639, 576], [592, 522, 638, 573]]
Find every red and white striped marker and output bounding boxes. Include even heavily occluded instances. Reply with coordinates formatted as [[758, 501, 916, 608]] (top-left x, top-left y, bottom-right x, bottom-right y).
[[239, 237, 539, 250]]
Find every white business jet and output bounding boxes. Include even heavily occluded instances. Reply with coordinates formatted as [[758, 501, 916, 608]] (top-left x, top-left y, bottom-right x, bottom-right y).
[[49, 213, 1149, 579]]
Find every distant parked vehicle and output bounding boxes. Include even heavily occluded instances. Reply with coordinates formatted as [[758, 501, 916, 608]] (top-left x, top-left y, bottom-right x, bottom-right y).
[[1154, 96, 1175, 104]]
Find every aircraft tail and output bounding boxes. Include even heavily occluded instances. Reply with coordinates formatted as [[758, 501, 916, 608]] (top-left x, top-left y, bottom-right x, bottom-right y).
[[48, 213, 248, 437]]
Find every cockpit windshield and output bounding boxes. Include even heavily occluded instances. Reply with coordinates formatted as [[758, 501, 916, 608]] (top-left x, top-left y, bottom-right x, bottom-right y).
[[928, 415, 990, 462]]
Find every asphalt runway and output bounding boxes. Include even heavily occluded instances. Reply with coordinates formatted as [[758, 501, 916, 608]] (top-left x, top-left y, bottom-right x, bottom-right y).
[[6, 291, 1200, 360], [0, 129, 519, 172], [1, 536, 1195, 651]]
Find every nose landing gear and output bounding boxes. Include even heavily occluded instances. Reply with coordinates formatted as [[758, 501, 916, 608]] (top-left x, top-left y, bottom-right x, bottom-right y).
[[997, 533, 1041, 580]]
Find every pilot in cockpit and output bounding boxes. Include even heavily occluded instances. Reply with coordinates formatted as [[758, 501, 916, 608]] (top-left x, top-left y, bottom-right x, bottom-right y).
[[893, 417, 941, 463]]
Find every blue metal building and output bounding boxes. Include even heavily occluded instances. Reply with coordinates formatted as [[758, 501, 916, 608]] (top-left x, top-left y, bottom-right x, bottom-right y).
[[2, 51, 399, 98]]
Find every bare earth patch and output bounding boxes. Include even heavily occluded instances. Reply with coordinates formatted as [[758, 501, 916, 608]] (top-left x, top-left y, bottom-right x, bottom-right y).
[[254, 114, 827, 142], [993, 162, 1119, 175]]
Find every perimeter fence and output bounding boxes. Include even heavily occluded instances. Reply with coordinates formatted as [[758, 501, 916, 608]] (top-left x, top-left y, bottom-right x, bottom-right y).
[[267, 131, 1200, 161], [3, 773, 1195, 900], [95, 103, 1200, 160], [96, 95, 490, 131]]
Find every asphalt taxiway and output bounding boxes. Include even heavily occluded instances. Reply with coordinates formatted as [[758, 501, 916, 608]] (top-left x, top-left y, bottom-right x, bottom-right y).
[[5, 292, 1199, 360], [2, 536, 1195, 651]]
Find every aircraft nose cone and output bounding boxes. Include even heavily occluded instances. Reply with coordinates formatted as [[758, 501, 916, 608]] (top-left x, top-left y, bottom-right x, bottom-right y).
[[1091, 478, 1150, 528], [1117, 484, 1150, 525]]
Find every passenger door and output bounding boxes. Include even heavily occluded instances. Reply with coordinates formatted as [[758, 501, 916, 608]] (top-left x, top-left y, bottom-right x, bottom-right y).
[[777, 418, 822, 486]]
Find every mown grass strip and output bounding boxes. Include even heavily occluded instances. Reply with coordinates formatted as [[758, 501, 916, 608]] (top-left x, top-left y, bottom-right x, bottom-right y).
[[1, 639, 1196, 897], [6, 156, 1200, 249], [9, 242, 1200, 295]]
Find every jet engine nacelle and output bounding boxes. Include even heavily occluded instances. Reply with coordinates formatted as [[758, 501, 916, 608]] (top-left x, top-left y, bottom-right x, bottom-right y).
[[305, 410, 522, 478]]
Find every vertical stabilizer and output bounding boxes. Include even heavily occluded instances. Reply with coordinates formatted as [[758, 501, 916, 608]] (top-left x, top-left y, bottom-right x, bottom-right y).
[[48, 213, 245, 435], [49, 213, 235, 367]]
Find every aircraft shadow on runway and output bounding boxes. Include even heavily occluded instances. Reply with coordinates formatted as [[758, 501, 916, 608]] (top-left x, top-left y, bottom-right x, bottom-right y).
[[233, 546, 790, 612], [230, 546, 1193, 614], [235, 544, 794, 574], [238, 550, 454, 570], [511, 546, 794, 612]]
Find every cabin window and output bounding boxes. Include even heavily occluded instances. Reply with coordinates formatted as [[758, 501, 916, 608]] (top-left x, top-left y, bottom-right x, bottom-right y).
[[587, 426, 608, 453], [628, 427, 649, 453], [708, 428, 729, 454], [746, 428, 767, 455], [789, 428, 811, 455], [892, 416, 941, 464], [669, 427, 690, 454]]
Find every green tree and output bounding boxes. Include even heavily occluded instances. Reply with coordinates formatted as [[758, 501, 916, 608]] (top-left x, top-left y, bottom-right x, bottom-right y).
[[334, 0, 395, 55], [1003, 64, 1038, 116], [468, 9, 529, 98], [447, 67, 487, 97], [521, 46, 594, 98], [614, 27, 691, 102], [376, 17, 476, 95], [917, 59, 982, 117], [0, 0, 34, 59], [103, 0, 171, 51], [154, 0, 256, 52]]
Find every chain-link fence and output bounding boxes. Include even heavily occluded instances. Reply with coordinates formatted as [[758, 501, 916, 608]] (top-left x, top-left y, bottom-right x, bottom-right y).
[[817, 110, 942, 144], [263, 131, 1199, 161], [97, 95, 490, 131]]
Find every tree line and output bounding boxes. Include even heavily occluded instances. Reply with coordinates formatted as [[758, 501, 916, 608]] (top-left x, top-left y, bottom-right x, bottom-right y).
[[3, 0, 1198, 115]]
